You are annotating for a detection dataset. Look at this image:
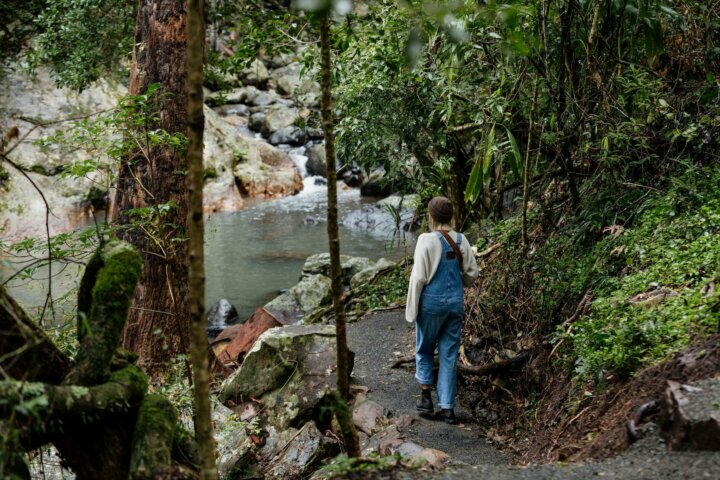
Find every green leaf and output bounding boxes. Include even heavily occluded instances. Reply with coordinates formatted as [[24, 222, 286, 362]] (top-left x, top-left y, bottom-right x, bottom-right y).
[[464, 148, 484, 204], [483, 125, 495, 182], [503, 126, 523, 179]]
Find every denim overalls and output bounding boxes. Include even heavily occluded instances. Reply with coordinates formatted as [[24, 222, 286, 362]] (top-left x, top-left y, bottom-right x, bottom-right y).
[[415, 231, 464, 409]]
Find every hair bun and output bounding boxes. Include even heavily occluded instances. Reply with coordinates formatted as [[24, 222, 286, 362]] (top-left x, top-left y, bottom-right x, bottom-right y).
[[428, 196, 453, 224]]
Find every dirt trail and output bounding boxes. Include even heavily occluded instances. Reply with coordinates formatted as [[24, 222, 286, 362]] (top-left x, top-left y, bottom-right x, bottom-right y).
[[347, 311, 720, 479]]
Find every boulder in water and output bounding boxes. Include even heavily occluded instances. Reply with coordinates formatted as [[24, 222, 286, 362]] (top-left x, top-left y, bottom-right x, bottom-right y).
[[250, 90, 277, 107], [269, 126, 306, 146], [207, 298, 240, 328], [270, 62, 303, 95], [301, 253, 373, 284], [305, 143, 327, 177], [249, 112, 266, 132], [263, 104, 300, 134], [361, 168, 394, 197], [264, 274, 333, 323], [342, 166, 364, 187]]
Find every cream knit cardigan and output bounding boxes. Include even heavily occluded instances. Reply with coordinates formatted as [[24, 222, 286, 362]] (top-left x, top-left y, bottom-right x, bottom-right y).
[[405, 230, 479, 323]]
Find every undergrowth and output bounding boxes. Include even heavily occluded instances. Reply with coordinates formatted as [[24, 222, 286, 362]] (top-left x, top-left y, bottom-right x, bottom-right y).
[[472, 166, 720, 385], [565, 167, 720, 382], [350, 265, 409, 314]]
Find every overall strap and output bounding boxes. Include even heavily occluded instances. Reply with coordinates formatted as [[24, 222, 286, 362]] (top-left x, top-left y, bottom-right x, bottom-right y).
[[438, 229, 463, 272]]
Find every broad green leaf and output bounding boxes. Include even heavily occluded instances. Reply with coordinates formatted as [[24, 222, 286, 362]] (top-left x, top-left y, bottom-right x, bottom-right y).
[[503, 126, 523, 179]]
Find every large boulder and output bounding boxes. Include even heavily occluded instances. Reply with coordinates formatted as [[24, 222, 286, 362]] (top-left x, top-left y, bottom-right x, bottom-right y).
[[350, 258, 397, 290], [249, 112, 266, 132], [0, 67, 123, 239], [220, 325, 347, 429], [360, 168, 394, 197], [268, 126, 306, 146], [342, 194, 421, 237], [250, 91, 277, 108], [207, 298, 240, 328], [241, 59, 270, 86], [270, 63, 303, 96], [305, 143, 327, 177], [301, 253, 373, 283], [263, 104, 300, 134], [660, 378, 720, 451], [205, 107, 302, 208], [232, 133, 303, 199], [214, 403, 254, 478], [264, 274, 333, 323], [207, 85, 259, 105]]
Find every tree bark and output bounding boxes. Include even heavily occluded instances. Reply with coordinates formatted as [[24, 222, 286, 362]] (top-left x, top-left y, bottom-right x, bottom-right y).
[[113, 0, 191, 377], [186, 0, 218, 478], [0, 287, 69, 384], [319, 12, 361, 458]]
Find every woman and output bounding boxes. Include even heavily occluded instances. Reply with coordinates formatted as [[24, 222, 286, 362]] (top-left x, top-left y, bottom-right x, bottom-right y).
[[406, 196, 478, 424]]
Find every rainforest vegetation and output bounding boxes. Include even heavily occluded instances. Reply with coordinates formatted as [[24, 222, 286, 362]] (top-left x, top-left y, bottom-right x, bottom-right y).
[[0, 0, 718, 478]]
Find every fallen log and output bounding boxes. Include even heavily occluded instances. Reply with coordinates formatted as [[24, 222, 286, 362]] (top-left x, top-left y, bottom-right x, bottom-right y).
[[391, 351, 531, 375]]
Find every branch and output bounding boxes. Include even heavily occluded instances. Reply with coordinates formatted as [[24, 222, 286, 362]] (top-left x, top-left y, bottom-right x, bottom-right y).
[[390, 351, 531, 375], [0, 364, 147, 420]]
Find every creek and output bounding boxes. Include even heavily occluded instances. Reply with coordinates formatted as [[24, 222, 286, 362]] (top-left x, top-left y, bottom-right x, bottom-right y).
[[1, 146, 414, 330], [204, 145, 414, 327]]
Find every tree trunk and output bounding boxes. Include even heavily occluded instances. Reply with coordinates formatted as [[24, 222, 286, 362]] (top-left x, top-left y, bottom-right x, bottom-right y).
[[113, 0, 191, 376], [0, 242, 196, 480], [319, 12, 361, 458], [186, 0, 218, 478], [0, 287, 69, 383]]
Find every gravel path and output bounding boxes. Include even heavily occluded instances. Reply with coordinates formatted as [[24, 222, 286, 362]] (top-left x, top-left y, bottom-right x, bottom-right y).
[[347, 311, 720, 479], [347, 310, 508, 467]]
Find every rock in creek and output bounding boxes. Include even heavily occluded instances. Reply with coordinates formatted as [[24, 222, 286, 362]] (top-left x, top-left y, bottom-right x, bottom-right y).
[[305, 143, 327, 177], [249, 112, 266, 131], [241, 58, 270, 86], [269, 126, 306, 146], [207, 298, 240, 328], [0, 67, 122, 239], [250, 90, 278, 107], [212, 307, 283, 366], [660, 377, 720, 451], [302, 253, 373, 283], [361, 168, 394, 197], [264, 274, 333, 324], [220, 324, 349, 430], [342, 166, 364, 187], [342, 194, 421, 237], [270, 62, 304, 96], [233, 138, 303, 199], [263, 104, 300, 134]]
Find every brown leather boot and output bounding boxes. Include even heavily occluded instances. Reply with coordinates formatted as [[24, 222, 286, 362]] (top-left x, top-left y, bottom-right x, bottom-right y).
[[416, 389, 433, 414]]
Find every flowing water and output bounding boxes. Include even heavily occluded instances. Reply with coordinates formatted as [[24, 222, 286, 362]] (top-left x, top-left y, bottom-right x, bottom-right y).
[[204, 146, 414, 325], [2, 146, 416, 330]]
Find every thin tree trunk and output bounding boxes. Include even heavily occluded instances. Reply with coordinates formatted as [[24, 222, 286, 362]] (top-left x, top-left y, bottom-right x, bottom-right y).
[[319, 13, 361, 458], [113, 0, 191, 377], [186, 0, 218, 478], [522, 85, 538, 248]]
